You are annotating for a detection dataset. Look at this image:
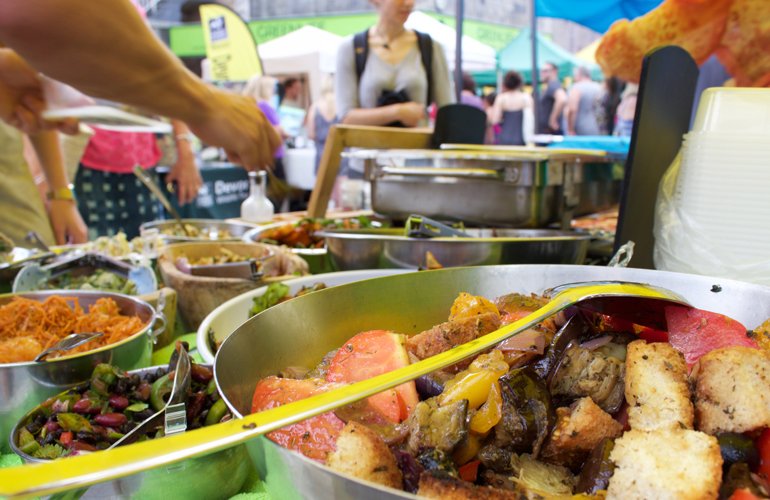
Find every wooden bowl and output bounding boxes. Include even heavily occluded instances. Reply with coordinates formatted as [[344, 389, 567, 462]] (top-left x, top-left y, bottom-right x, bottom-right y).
[[158, 242, 308, 332]]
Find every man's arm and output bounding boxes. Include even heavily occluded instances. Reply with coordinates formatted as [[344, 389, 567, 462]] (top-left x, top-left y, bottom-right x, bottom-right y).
[[27, 131, 88, 244], [549, 88, 567, 132], [0, 0, 280, 170], [566, 88, 581, 136]]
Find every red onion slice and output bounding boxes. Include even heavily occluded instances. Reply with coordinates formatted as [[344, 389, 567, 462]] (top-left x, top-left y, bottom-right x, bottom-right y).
[[496, 329, 546, 355], [175, 257, 192, 275], [580, 335, 614, 351]]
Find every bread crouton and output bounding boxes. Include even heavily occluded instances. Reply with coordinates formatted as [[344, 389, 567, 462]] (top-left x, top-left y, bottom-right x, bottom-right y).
[[326, 421, 402, 490], [405, 312, 501, 373], [540, 397, 623, 470], [606, 428, 722, 500], [691, 346, 770, 435], [625, 340, 694, 431], [418, 469, 526, 500]]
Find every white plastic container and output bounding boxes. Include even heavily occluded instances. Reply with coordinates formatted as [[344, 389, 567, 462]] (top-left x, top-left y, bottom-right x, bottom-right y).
[[240, 170, 274, 223]]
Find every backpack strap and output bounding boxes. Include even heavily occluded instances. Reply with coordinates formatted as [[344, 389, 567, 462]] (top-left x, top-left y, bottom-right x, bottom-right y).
[[353, 29, 369, 85], [414, 30, 433, 105]]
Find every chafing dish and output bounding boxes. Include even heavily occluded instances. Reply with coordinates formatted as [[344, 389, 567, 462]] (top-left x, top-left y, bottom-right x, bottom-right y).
[[353, 149, 621, 227]]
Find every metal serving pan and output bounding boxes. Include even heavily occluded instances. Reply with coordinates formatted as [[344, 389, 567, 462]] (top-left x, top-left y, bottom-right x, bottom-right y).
[[140, 219, 259, 244], [316, 228, 592, 270], [0, 290, 164, 453], [10, 364, 251, 500], [354, 149, 620, 227], [215, 265, 770, 500]]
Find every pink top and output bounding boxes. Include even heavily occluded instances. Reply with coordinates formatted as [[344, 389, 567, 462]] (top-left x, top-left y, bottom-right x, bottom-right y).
[[80, 127, 162, 174]]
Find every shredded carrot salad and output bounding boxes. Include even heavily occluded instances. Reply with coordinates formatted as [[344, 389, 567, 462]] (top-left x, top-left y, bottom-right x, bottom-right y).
[[0, 296, 148, 364]]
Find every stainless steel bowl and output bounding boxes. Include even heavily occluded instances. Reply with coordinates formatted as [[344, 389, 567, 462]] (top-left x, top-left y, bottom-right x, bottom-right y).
[[244, 223, 330, 274], [10, 365, 251, 500], [0, 290, 164, 453], [215, 265, 770, 500], [0, 247, 55, 282], [316, 228, 593, 270], [141, 219, 259, 244]]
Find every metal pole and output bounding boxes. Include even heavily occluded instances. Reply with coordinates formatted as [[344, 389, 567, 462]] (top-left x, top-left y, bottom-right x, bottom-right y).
[[531, 0, 540, 133], [455, 0, 464, 102]]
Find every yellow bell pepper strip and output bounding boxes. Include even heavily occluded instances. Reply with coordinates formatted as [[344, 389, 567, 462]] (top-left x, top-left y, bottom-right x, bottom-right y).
[[449, 293, 500, 321], [470, 381, 503, 434], [439, 350, 509, 409]]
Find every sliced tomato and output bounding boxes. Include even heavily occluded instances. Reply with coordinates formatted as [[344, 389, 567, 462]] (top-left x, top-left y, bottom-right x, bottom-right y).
[[251, 376, 346, 463], [327, 330, 419, 423], [666, 306, 758, 369], [728, 489, 763, 500]]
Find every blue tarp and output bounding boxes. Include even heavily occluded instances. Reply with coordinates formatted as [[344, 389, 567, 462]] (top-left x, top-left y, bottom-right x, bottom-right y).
[[535, 0, 663, 33]]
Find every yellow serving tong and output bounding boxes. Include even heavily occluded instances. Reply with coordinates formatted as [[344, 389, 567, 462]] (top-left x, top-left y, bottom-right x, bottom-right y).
[[0, 281, 689, 500]]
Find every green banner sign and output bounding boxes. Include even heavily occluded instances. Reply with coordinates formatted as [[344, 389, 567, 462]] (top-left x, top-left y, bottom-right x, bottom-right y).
[[169, 12, 521, 57]]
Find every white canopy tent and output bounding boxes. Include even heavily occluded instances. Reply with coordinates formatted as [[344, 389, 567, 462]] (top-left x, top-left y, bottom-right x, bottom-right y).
[[257, 26, 343, 103], [404, 11, 497, 73]]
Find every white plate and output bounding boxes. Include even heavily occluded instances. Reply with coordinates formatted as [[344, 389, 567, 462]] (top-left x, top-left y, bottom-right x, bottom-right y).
[[197, 269, 414, 363], [42, 106, 173, 134]]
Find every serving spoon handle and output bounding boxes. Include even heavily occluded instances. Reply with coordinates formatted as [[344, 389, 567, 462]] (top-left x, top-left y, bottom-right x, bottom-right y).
[[0, 281, 689, 500]]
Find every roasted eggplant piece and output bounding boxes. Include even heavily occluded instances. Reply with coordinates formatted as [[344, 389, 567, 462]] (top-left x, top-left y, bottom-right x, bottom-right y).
[[394, 450, 424, 493], [719, 462, 765, 500], [414, 370, 454, 399], [416, 448, 460, 478], [485, 367, 556, 465], [717, 433, 761, 475], [550, 342, 625, 414], [477, 443, 514, 472], [576, 437, 616, 495], [531, 315, 588, 382], [405, 397, 469, 456]]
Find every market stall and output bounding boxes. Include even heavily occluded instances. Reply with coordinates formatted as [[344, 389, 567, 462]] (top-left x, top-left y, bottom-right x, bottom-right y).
[[3, 0, 770, 498]]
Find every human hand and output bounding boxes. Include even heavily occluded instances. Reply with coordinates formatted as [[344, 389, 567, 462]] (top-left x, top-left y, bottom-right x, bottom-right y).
[[0, 49, 79, 135], [186, 88, 281, 172], [548, 118, 560, 132], [165, 147, 202, 205], [397, 102, 426, 128], [48, 199, 88, 245]]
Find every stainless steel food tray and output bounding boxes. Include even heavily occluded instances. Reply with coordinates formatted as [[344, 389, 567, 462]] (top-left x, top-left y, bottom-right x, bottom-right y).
[[316, 228, 592, 270], [351, 149, 622, 227]]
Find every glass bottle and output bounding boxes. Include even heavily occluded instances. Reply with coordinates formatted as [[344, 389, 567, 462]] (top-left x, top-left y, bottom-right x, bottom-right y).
[[241, 170, 274, 223]]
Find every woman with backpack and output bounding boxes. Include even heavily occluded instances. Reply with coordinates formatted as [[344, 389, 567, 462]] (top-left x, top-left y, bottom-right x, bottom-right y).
[[334, 0, 454, 129]]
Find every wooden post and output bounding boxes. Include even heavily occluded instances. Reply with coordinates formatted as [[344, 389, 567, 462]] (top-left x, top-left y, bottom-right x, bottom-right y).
[[306, 125, 433, 218]]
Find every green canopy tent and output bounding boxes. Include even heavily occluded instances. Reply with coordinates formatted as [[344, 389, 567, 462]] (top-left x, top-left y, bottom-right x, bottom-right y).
[[499, 27, 603, 82], [472, 27, 603, 87]]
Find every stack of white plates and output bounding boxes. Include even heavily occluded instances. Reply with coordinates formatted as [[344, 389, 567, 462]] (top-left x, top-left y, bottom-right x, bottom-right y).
[[674, 88, 770, 265]]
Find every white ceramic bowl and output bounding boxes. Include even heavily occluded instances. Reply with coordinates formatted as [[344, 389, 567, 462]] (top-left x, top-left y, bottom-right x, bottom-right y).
[[197, 269, 413, 363]]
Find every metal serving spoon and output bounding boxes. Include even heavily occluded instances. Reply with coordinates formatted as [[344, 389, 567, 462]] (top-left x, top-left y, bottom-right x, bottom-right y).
[[132, 164, 190, 237], [0, 281, 689, 499], [33, 332, 104, 362]]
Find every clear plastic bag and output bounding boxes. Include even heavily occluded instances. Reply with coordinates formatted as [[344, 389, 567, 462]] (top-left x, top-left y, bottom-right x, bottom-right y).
[[653, 150, 770, 286]]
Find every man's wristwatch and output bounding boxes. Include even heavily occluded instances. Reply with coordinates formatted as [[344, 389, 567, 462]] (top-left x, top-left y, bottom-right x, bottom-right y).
[[47, 184, 76, 202]]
